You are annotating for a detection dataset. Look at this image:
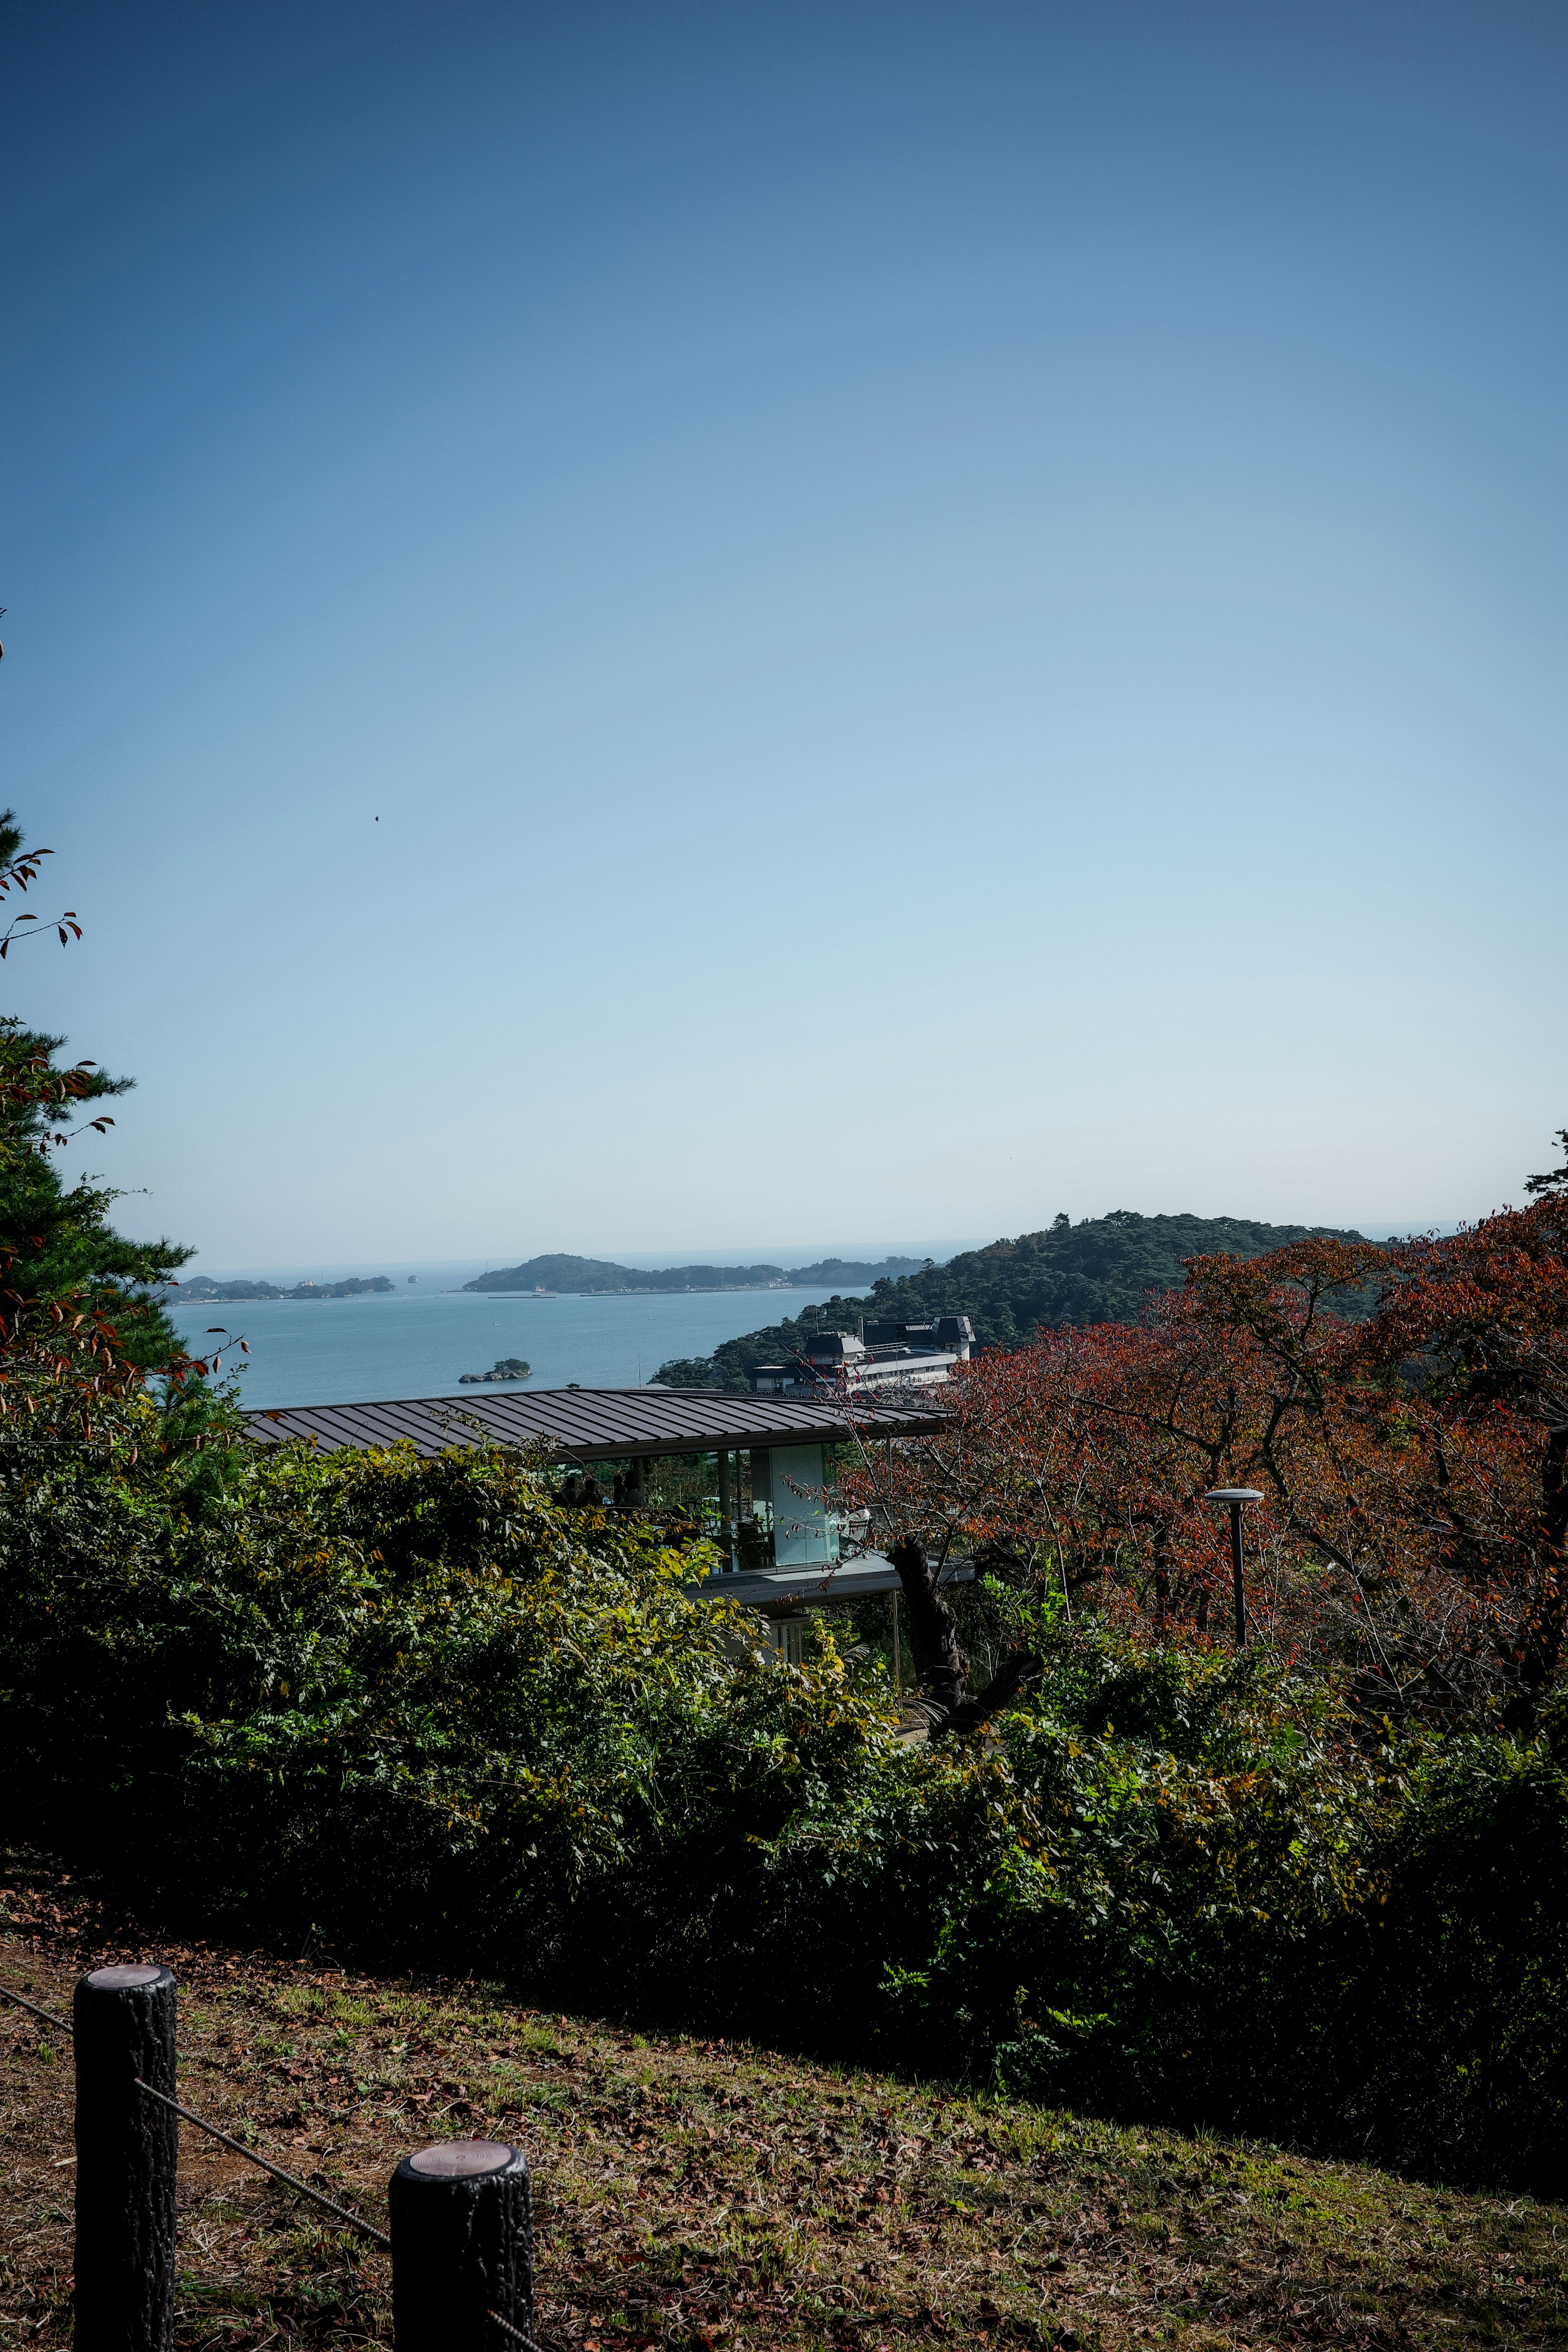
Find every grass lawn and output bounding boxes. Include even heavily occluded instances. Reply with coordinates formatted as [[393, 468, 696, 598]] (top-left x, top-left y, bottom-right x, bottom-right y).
[[2, 1848, 1564, 2350]]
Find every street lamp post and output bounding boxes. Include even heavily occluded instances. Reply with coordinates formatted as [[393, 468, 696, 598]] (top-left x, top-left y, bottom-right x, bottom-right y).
[[1203, 1488, 1263, 1646]]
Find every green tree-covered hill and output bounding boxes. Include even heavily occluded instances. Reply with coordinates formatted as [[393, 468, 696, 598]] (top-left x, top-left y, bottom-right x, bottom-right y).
[[654, 1209, 1369, 1390], [178, 1275, 395, 1303], [465, 1251, 922, 1294]]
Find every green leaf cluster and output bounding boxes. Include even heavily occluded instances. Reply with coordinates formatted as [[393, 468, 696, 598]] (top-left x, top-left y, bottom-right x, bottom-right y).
[[0, 1017, 190, 1366]]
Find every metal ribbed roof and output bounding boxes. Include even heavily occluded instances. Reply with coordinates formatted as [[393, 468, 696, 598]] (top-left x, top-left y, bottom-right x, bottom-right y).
[[242, 1385, 947, 1463], [686, 1556, 974, 1608]]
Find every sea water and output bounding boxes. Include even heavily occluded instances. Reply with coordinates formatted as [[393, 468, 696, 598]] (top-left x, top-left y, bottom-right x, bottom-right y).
[[164, 1282, 866, 1410]]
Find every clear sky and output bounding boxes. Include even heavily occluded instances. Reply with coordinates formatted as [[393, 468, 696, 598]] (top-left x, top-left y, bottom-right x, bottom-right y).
[[3, 0, 1564, 1270]]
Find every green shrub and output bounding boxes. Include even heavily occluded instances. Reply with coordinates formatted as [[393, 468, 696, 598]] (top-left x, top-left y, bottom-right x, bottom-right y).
[[4, 1398, 1568, 2190]]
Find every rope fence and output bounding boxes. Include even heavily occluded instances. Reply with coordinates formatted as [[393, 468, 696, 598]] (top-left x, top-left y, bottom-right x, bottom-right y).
[[2, 1967, 541, 2349], [0, 1980, 70, 2031], [487, 2306, 543, 2347], [133, 2075, 392, 2248]]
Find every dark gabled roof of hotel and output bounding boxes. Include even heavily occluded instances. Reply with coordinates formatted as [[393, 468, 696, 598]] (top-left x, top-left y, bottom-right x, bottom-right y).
[[242, 1385, 947, 1463]]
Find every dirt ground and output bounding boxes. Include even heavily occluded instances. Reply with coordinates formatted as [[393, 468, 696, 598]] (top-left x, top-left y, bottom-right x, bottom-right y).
[[3, 1848, 1564, 2350]]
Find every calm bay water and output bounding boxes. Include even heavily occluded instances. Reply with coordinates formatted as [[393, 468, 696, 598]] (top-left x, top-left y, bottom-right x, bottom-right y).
[[165, 1284, 866, 1409]]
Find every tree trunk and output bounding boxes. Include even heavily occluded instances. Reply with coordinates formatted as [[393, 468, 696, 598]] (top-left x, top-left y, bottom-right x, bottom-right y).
[[886, 1537, 1035, 1736], [1545, 1422, 1568, 1558]]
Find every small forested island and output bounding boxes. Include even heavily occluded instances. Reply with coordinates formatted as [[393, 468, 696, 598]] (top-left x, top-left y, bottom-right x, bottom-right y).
[[459, 1356, 531, 1384], [464, 1251, 923, 1294], [176, 1275, 396, 1303]]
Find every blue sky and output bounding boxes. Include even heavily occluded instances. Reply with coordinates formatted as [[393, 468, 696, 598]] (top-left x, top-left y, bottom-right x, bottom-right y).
[[3, 1, 1563, 1268]]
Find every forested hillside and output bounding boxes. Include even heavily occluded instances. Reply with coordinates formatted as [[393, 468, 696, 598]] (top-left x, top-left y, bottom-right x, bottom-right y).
[[655, 1209, 1369, 1388]]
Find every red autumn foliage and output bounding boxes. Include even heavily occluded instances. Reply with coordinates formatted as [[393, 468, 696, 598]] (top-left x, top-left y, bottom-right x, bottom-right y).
[[836, 1203, 1568, 1735]]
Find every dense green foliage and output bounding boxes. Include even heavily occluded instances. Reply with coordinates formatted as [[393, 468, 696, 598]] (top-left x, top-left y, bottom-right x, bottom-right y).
[[0, 1018, 189, 1367], [657, 1211, 1368, 1388], [466, 1252, 923, 1295], [0, 810, 190, 1370], [3, 1397, 1564, 2191], [859, 1211, 1369, 1339]]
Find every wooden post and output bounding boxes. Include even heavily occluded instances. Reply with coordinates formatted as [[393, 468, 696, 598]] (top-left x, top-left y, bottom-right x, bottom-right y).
[[74, 1962, 178, 2352], [389, 2138, 532, 2348]]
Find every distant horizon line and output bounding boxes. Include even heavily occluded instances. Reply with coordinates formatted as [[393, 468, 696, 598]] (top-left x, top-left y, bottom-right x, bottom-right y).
[[172, 1216, 1472, 1286]]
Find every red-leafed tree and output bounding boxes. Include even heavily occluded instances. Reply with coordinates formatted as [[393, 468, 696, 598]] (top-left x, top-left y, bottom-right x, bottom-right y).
[[1353, 1192, 1568, 1724], [834, 1157, 1568, 1739]]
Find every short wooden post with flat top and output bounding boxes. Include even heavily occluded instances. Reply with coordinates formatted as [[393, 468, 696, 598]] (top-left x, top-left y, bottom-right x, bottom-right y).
[[73, 1961, 178, 2352], [389, 2136, 533, 2348]]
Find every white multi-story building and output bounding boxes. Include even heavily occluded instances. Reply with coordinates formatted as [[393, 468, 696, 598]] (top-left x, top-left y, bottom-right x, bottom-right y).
[[750, 1315, 975, 1395]]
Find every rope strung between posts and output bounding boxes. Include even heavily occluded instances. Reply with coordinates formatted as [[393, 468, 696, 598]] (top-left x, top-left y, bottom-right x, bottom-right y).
[[0, 1981, 72, 2033], [133, 2079, 392, 2249], [2, 1978, 390, 2250], [6, 1980, 551, 2342], [487, 2310, 548, 2352]]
